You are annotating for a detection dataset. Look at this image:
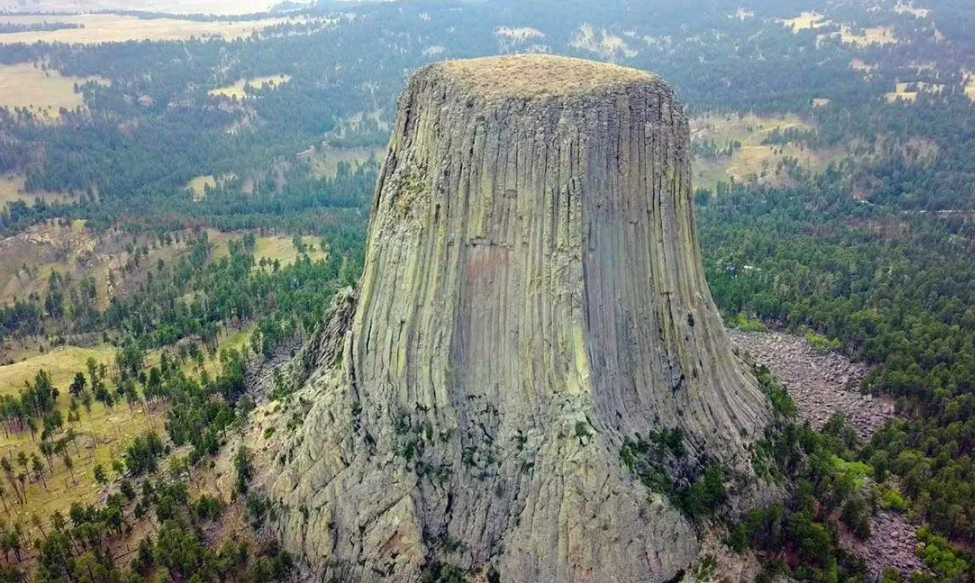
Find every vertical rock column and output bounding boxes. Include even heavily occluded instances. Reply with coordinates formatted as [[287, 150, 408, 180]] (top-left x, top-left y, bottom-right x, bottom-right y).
[[269, 55, 770, 583]]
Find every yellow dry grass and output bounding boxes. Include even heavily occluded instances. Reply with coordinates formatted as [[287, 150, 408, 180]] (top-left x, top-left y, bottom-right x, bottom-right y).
[[0, 402, 164, 530], [440, 55, 652, 101], [186, 175, 218, 198], [0, 314, 263, 532], [0, 345, 115, 396], [0, 14, 300, 45], [307, 144, 384, 179], [208, 231, 326, 267], [963, 72, 975, 101], [690, 113, 843, 192], [0, 0, 309, 14], [185, 173, 236, 200], [780, 11, 830, 32], [494, 26, 544, 44], [0, 173, 71, 206], [894, 1, 930, 18], [0, 63, 106, 121], [851, 59, 877, 73], [253, 236, 325, 265], [570, 24, 638, 60], [885, 82, 943, 103], [837, 25, 898, 47], [208, 74, 291, 99]]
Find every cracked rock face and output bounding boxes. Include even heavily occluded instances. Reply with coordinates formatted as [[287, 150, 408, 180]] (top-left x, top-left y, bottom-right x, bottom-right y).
[[267, 55, 770, 583]]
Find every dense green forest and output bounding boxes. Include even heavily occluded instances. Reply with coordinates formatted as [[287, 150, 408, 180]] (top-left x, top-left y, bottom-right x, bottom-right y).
[[3, 0, 975, 581]]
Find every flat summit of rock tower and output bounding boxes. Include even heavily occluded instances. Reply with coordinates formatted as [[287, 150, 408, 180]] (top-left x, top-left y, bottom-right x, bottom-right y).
[[433, 54, 657, 100], [265, 55, 771, 583]]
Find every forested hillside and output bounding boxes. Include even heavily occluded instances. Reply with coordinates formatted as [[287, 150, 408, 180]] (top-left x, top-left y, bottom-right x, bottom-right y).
[[2, 0, 975, 581]]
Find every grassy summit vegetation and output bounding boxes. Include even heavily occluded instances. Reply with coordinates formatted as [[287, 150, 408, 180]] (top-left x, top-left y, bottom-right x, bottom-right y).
[[1, 0, 975, 580]]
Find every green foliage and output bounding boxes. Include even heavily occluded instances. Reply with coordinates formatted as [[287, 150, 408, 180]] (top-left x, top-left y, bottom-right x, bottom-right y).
[[753, 364, 798, 420], [4, 1, 975, 579], [193, 494, 224, 521], [915, 527, 972, 583], [701, 169, 975, 545], [840, 497, 872, 540], [734, 398, 875, 581], [732, 314, 767, 333], [804, 330, 842, 354], [674, 465, 727, 520], [620, 429, 725, 520], [878, 486, 909, 513], [245, 493, 271, 529], [574, 421, 592, 446], [235, 445, 253, 496], [164, 347, 249, 462], [420, 562, 468, 583], [123, 431, 165, 476]]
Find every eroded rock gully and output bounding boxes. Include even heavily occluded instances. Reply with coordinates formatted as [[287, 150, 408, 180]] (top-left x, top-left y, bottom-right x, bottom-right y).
[[262, 55, 771, 583]]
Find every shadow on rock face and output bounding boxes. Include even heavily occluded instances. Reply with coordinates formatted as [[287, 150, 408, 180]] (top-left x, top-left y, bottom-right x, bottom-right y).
[[264, 55, 771, 583]]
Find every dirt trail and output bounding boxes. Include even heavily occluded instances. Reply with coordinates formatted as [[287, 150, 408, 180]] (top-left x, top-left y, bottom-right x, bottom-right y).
[[729, 330, 895, 439]]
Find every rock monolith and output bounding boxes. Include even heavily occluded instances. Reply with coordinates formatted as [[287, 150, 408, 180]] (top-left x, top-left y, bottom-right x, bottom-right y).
[[266, 55, 770, 583]]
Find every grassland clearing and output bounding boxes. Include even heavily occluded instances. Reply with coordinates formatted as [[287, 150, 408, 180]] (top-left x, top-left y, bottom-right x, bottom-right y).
[[209, 74, 291, 99], [0, 14, 302, 45], [836, 25, 898, 47], [306, 144, 385, 179], [780, 11, 831, 32], [851, 59, 877, 73], [0, 319, 251, 533], [0, 63, 106, 121], [963, 72, 975, 101], [0, 173, 71, 206], [185, 172, 237, 200], [0, 400, 163, 530], [0, 345, 115, 391], [894, 1, 930, 18], [690, 113, 844, 192], [208, 230, 327, 267], [0, 0, 310, 14], [0, 220, 194, 312], [885, 81, 944, 103], [571, 24, 638, 60]]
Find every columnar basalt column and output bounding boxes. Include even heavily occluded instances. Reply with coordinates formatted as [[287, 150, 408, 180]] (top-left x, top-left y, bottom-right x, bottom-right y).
[[268, 55, 770, 583]]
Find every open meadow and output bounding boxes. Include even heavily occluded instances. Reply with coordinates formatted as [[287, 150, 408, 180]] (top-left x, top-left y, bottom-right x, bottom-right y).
[[0, 0, 311, 15], [0, 13, 303, 44], [0, 63, 106, 121], [208, 230, 327, 267], [209, 74, 291, 99], [0, 173, 71, 206], [690, 113, 844, 192]]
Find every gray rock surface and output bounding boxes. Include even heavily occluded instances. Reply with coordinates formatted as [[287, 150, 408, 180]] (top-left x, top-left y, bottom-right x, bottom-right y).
[[728, 330, 895, 439], [844, 512, 927, 581], [264, 55, 770, 583]]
